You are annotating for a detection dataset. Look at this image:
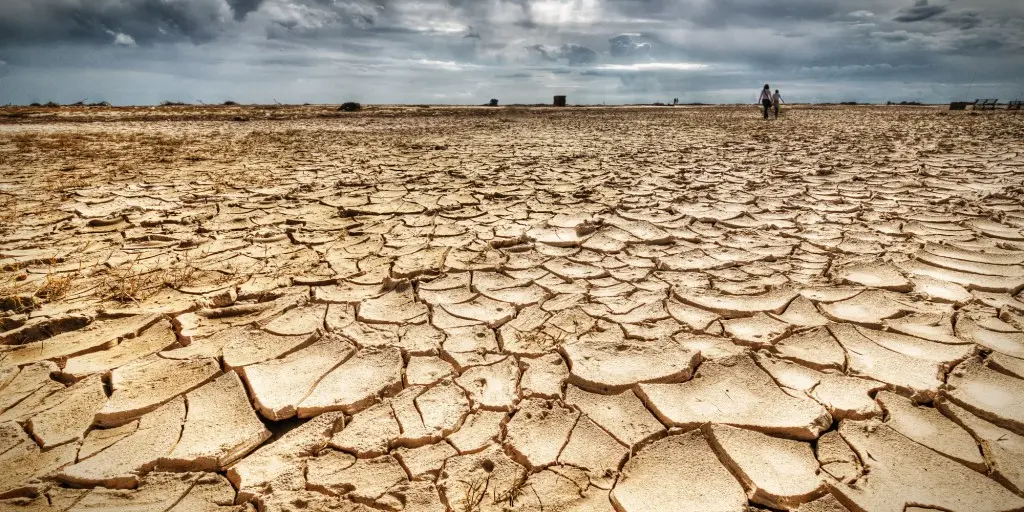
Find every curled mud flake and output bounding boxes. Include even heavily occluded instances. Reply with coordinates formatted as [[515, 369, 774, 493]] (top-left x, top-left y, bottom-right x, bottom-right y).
[[611, 430, 747, 512], [876, 391, 986, 471], [95, 356, 220, 427], [228, 412, 344, 502], [504, 399, 579, 470], [58, 396, 186, 488], [455, 357, 520, 411], [638, 355, 832, 441], [562, 332, 700, 394], [833, 261, 912, 292], [943, 356, 1024, 435], [936, 396, 1024, 495], [238, 334, 354, 420], [297, 346, 403, 418], [833, 420, 1024, 512], [706, 424, 825, 509]]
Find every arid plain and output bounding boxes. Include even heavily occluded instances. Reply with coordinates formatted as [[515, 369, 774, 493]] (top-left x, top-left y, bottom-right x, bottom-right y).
[[1, 105, 1024, 512]]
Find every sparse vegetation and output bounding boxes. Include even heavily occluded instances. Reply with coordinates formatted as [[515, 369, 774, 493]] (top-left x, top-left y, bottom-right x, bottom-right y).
[[490, 477, 531, 508], [161, 254, 199, 290], [98, 259, 165, 303], [0, 277, 36, 313], [458, 476, 487, 512], [35, 272, 75, 301]]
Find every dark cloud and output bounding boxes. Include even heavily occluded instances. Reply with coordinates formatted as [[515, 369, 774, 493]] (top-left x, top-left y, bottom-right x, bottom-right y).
[[0, 0, 1022, 105], [560, 44, 599, 65], [893, 0, 947, 23], [0, 0, 231, 44], [604, 0, 844, 29], [609, 35, 651, 60], [226, 0, 267, 21], [527, 43, 599, 66], [876, 32, 910, 43], [526, 44, 557, 62], [941, 12, 982, 30]]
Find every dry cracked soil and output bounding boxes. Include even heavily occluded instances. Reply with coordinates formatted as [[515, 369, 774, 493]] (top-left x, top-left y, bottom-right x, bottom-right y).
[[1, 103, 1024, 512]]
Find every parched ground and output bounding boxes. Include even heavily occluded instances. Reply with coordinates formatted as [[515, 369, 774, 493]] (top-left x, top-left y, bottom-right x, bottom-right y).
[[1, 105, 1024, 512]]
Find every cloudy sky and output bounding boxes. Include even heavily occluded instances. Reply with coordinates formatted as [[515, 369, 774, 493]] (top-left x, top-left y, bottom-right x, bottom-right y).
[[1, 0, 1022, 105]]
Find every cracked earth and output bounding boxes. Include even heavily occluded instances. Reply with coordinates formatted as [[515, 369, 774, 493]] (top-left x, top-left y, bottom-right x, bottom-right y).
[[1, 105, 1024, 512]]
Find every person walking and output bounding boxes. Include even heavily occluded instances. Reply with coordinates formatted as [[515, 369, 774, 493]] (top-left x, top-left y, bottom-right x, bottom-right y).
[[758, 84, 773, 119], [772, 89, 784, 118]]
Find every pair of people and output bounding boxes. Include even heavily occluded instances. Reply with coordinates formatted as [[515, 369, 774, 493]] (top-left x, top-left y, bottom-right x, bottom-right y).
[[758, 84, 784, 119]]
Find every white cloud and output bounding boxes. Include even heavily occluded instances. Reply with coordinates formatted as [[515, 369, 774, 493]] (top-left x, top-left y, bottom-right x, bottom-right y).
[[596, 62, 708, 71], [105, 29, 137, 46], [415, 59, 474, 71], [113, 33, 137, 46], [415, 21, 466, 33], [530, 0, 601, 25]]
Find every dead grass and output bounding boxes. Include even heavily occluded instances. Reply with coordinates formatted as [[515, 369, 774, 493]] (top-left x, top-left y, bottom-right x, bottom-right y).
[[98, 262, 162, 303], [490, 477, 531, 508], [513, 329, 566, 352], [161, 254, 200, 289], [0, 198, 19, 227], [42, 171, 90, 195], [35, 273, 75, 301], [0, 276, 36, 313], [458, 476, 488, 512]]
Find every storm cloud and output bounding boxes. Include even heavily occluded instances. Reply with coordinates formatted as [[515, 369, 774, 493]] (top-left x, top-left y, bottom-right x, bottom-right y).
[[0, 0, 1022, 105], [893, 0, 946, 22], [528, 43, 599, 66], [609, 35, 652, 60]]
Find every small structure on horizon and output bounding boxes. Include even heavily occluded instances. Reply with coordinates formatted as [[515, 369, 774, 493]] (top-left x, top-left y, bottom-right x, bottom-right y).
[[673, 98, 679, 105], [974, 99, 999, 110], [489, 99, 499, 106], [553, 95, 567, 107]]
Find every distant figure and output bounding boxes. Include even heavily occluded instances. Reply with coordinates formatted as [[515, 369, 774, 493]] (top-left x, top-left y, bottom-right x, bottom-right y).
[[758, 84, 773, 119], [772, 89, 784, 118]]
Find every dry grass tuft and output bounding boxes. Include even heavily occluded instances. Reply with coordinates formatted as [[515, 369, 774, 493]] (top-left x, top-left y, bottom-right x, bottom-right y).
[[161, 255, 200, 289], [98, 263, 162, 303], [0, 275, 37, 313], [514, 329, 565, 352], [458, 477, 487, 512], [35, 273, 75, 301], [490, 477, 531, 508]]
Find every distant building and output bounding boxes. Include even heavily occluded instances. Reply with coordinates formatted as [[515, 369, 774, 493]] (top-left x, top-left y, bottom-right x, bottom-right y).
[[554, 95, 567, 107]]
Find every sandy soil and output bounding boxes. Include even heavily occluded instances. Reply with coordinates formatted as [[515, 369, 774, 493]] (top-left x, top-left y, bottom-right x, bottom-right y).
[[1, 105, 1024, 511]]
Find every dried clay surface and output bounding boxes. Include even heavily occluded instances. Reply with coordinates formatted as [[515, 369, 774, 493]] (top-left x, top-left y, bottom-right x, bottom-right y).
[[1, 104, 1023, 511]]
